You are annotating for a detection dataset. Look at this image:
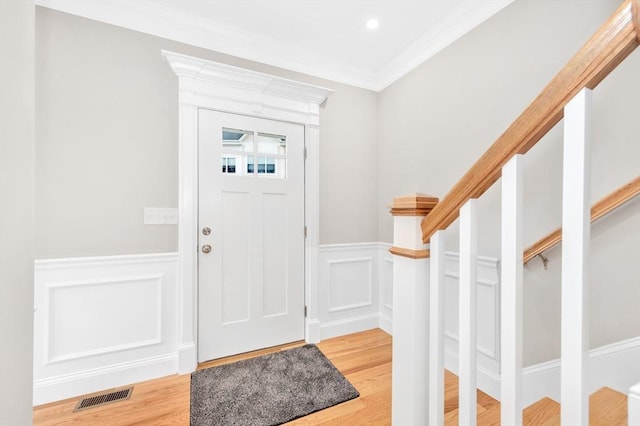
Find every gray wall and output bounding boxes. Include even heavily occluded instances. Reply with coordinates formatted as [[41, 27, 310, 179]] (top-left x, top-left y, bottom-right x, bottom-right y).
[[36, 7, 379, 258], [36, 1, 640, 367], [0, 1, 35, 424], [378, 0, 639, 365]]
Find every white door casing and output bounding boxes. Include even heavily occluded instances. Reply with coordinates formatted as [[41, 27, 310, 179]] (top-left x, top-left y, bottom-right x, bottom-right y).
[[198, 110, 305, 360], [163, 50, 332, 373]]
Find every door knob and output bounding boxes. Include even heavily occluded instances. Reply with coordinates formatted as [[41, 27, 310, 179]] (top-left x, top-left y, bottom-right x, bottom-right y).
[[201, 244, 212, 254]]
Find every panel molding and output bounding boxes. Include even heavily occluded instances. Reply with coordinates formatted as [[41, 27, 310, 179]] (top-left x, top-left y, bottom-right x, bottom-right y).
[[44, 274, 163, 365], [444, 252, 501, 362], [327, 257, 373, 313], [33, 252, 178, 405]]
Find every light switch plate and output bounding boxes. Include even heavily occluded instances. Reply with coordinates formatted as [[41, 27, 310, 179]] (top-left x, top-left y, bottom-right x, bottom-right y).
[[144, 207, 178, 225]]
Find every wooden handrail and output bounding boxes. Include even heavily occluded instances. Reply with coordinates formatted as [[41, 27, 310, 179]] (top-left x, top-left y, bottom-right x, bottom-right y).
[[635, 0, 640, 41], [421, 0, 640, 243], [523, 176, 640, 264]]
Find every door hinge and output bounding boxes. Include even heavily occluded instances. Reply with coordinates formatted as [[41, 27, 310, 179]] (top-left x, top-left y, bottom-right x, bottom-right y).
[[304, 305, 308, 317], [304, 147, 308, 160], [304, 226, 307, 238]]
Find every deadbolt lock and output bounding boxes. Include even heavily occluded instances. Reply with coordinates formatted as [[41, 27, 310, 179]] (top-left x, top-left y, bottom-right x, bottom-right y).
[[202, 227, 211, 235], [201, 244, 212, 254]]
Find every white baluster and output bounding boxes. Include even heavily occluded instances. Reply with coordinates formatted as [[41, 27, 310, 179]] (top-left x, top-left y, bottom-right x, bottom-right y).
[[561, 88, 592, 425], [459, 199, 478, 426], [429, 230, 446, 426], [501, 154, 524, 425]]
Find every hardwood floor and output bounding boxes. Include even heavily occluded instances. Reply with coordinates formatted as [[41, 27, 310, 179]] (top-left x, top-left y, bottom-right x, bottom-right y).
[[33, 328, 628, 425], [33, 329, 392, 425]]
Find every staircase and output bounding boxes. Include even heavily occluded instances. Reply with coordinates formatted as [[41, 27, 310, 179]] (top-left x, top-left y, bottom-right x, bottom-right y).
[[443, 371, 628, 425], [388, 0, 640, 424]]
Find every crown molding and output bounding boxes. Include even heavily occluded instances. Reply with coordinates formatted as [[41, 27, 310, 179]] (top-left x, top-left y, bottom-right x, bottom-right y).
[[163, 50, 333, 126], [375, 0, 513, 90], [36, 0, 513, 92]]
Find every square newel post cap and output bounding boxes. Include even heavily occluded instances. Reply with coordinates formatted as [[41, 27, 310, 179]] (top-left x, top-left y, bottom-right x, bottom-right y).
[[389, 193, 439, 217]]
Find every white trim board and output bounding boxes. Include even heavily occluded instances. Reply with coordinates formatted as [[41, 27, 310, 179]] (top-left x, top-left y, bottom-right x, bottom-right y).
[[521, 337, 640, 407], [33, 353, 177, 407], [444, 337, 640, 407], [164, 51, 332, 372]]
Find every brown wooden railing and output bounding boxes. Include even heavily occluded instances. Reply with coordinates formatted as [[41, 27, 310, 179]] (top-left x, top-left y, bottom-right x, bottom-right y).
[[421, 0, 640, 243], [523, 176, 640, 264]]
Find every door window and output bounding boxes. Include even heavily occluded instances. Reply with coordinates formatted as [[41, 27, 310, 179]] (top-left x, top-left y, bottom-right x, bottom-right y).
[[221, 128, 286, 178]]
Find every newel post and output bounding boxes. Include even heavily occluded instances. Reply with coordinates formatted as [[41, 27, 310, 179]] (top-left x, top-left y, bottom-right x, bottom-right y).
[[389, 193, 439, 426]]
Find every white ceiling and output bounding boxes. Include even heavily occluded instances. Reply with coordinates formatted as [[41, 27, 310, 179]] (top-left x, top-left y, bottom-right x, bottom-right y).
[[36, 0, 513, 91]]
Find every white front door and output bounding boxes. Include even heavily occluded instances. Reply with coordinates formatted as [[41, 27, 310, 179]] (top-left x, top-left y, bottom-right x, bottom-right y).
[[197, 109, 305, 361]]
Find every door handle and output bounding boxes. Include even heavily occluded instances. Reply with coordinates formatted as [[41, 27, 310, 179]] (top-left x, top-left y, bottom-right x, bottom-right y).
[[201, 244, 212, 254]]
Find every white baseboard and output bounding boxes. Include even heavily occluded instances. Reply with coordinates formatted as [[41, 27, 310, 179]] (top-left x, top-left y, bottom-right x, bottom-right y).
[[33, 352, 177, 406], [177, 343, 197, 375], [445, 336, 640, 407], [320, 313, 380, 340], [379, 313, 393, 335], [522, 336, 640, 406], [306, 318, 321, 344]]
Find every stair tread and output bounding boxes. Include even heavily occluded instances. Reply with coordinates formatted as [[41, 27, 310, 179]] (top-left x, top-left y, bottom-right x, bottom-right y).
[[524, 397, 560, 426], [443, 371, 627, 426], [589, 386, 627, 426], [477, 404, 501, 426]]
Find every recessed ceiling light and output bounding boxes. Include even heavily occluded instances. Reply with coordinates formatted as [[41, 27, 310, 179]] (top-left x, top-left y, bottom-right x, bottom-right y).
[[366, 18, 379, 30]]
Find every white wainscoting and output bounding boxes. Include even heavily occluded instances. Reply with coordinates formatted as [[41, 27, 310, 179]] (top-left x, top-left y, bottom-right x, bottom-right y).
[[32, 245, 638, 407], [378, 243, 394, 335], [318, 243, 387, 339], [33, 253, 178, 405], [441, 251, 502, 399]]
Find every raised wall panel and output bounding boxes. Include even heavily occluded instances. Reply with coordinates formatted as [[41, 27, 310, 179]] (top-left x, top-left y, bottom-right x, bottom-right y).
[[46, 275, 162, 364], [444, 252, 500, 375], [327, 257, 373, 312], [317, 243, 381, 339]]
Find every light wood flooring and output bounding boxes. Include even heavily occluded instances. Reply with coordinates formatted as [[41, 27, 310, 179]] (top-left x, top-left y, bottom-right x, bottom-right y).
[[33, 328, 627, 425], [33, 329, 391, 425]]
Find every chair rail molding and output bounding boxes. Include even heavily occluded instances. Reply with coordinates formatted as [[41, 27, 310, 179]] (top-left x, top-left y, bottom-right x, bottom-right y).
[[163, 51, 333, 373]]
